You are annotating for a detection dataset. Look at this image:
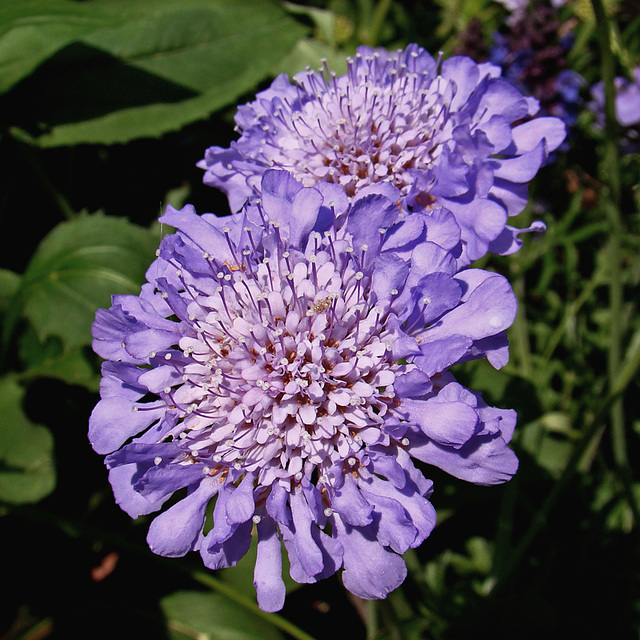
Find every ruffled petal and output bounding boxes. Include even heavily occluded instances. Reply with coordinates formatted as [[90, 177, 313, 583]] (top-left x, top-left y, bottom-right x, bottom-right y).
[[146, 477, 218, 557], [89, 397, 165, 455], [408, 430, 519, 485], [199, 520, 253, 570], [330, 472, 374, 526], [334, 517, 407, 600], [160, 204, 234, 262], [254, 517, 286, 612], [107, 464, 167, 519], [402, 398, 479, 447]]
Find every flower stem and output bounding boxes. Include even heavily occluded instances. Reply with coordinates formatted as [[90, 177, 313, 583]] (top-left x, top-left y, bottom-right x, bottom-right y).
[[510, 275, 533, 378], [590, 0, 640, 528], [490, 328, 640, 591], [368, 0, 393, 47], [357, 0, 392, 47], [10, 129, 75, 221], [191, 570, 318, 640]]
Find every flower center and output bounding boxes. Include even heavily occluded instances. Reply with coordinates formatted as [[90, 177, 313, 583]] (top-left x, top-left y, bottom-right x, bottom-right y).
[[245, 51, 450, 197], [160, 227, 399, 488]]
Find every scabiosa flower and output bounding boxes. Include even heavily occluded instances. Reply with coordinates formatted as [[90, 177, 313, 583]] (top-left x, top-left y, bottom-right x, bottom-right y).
[[198, 44, 565, 265], [89, 170, 519, 612]]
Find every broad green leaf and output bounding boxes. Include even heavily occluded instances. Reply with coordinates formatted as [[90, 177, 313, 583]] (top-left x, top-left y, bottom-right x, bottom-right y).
[[0, 375, 55, 504], [452, 357, 512, 405], [447, 537, 493, 575], [18, 213, 161, 350], [518, 416, 578, 479], [592, 471, 640, 534], [161, 590, 284, 640], [18, 328, 99, 390], [8, 0, 308, 146], [0, 0, 121, 93]]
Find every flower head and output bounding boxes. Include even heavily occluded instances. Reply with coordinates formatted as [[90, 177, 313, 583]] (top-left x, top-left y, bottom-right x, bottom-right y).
[[90, 171, 518, 611], [199, 44, 565, 264]]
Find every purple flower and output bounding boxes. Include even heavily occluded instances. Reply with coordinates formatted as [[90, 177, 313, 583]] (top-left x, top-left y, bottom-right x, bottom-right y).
[[614, 67, 640, 127], [89, 170, 518, 612], [494, 0, 566, 24], [199, 44, 565, 265], [589, 67, 640, 152], [458, 4, 584, 135]]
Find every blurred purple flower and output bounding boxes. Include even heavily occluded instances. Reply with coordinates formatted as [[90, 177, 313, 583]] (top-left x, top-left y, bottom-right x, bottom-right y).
[[589, 66, 640, 152], [89, 170, 519, 611], [486, 3, 584, 133], [494, 0, 566, 24], [457, 2, 583, 151], [199, 44, 564, 265]]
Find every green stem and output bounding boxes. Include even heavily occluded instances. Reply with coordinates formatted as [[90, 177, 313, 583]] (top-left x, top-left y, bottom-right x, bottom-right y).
[[538, 268, 604, 370], [590, 0, 640, 528], [378, 598, 406, 640], [356, 0, 374, 44], [10, 130, 75, 221], [190, 570, 317, 640], [490, 333, 640, 591], [510, 276, 533, 378], [489, 473, 518, 587], [368, 0, 393, 47], [366, 600, 379, 640]]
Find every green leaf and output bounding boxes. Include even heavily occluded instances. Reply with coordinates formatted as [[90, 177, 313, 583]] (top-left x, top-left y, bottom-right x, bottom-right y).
[[518, 414, 578, 479], [161, 590, 284, 640], [448, 537, 493, 575], [8, 0, 308, 146], [282, 2, 344, 46], [0, 0, 122, 93], [0, 268, 20, 314], [18, 328, 99, 390], [452, 357, 512, 406], [0, 375, 55, 504], [18, 213, 160, 350]]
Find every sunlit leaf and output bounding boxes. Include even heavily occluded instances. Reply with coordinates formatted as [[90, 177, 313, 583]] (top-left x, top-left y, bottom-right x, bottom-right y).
[[6, 0, 308, 146], [282, 2, 343, 46], [0, 0, 121, 93], [18, 213, 160, 350], [18, 328, 99, 390], [518, 416, 577, 479], [161, 590, 284, 640], [0, 375, 55, 504]]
